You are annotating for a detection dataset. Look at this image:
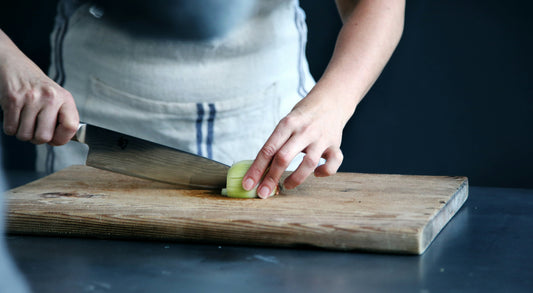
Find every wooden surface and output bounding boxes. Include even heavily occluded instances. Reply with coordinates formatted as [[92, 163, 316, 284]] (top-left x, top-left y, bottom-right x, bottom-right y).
[[5, 165, 468, 254]]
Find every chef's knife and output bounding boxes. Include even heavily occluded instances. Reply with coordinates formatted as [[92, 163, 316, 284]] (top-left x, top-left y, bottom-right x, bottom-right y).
[[72, 123, 229, 189]]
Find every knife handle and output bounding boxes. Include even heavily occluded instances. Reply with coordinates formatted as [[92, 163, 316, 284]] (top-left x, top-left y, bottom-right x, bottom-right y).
[[71, 123, 87, 144], [1, 111, 86, 144], [0, 109, 87, 143]]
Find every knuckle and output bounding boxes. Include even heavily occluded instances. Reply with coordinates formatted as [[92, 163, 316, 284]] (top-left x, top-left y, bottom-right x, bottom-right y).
[[260, 144, 277, 158], [42, 87, 66, 108], [291, 174, 306, 186], [25, 89, 38, 103], [262, 173, 280, 188], [58, 88, 74, 102], [332, 149, 344, 162], [16, 132, 32, 142], [279, 115, 298, 129], [273, 150, 292, 167], [41, 95, 57, 107], [322, 167, 336, 176], [298, 121, 313, 134], [302, 155, 319, 168], [247, 166, 265, 180], [3, 125, 17, 136], [41, 83, 57, 98], [63, 89, 74, 100], [51, 137, 69, 146], [34, 132, 53, 144], [5, 92, 22, 108], [285, 172, 307, 189], [323, 162, 341, 176], [32, 137, 47, 145], [293, 175, 307, 186], [337, 149, 344, 161], [62, 121, 79, 134]]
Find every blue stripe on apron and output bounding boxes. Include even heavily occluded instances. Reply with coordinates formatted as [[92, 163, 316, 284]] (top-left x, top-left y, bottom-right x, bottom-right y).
[[195, 103, 205, 157], [196, 103, 216, 159], [207, 103, 216, 159]]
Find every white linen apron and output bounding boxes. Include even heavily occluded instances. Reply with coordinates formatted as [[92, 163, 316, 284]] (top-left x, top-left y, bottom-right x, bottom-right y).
[[36, 0, 315, 173]]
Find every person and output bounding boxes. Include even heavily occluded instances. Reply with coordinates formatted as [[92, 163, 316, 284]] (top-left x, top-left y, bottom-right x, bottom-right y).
[[0, 0, 405, 198]]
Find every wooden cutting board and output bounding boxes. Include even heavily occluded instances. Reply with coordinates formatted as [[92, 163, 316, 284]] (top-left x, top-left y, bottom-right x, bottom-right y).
[[5, 165, 468, 254]]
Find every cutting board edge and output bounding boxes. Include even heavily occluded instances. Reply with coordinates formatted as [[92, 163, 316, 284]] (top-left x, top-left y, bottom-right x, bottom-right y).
[[418, 177, 469, 254], [5, 216, 423, 254]]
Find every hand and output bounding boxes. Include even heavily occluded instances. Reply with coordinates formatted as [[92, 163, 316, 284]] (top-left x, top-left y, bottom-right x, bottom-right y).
[[241, 0, 405, 198], [0, 33, 79, 146], [242, 89, 348, 199]]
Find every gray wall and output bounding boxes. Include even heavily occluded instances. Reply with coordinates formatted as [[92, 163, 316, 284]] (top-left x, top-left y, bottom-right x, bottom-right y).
[[302, 0, 533, 188], [1, 0, 532, 188]]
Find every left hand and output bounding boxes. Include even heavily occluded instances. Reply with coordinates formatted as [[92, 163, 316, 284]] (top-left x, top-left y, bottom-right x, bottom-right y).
[[242, 89, 347, 199], [242, 0, 405, 198]]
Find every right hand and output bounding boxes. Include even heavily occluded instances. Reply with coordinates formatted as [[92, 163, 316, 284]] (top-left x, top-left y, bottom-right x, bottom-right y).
[[0, 32, 79, 146]]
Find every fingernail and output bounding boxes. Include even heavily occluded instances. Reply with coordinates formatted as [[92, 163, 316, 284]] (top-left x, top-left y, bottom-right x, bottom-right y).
[[258, 186, 270, 199], [243, 178, 254, 190]]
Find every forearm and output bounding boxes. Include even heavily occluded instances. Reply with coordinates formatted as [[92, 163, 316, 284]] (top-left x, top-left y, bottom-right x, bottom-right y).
[[0, 29, 43, 77], [0, 29, 17, 69], [0, 29, 23, 61], [0, 29, 15, 51], [314, 0, 405, 124]]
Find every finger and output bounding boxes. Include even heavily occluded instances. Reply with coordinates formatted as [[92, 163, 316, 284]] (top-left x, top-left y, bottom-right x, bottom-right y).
[[257, 135, 309, 198], [314, 147, 343, 177], [2, 103, 22, 136], [15, 105, 39, 141], [50, 101, 79, 146], [31, 107, 58, 144], [283, 146, 322, 190], [242, 117, 296, 191]]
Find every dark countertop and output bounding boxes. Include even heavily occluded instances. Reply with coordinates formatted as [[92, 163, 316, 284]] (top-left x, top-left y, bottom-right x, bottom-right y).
[[3, 171, 533, 293]]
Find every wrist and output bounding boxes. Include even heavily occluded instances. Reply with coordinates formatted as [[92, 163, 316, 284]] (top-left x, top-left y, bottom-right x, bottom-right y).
[[309, 75, 361, 125]]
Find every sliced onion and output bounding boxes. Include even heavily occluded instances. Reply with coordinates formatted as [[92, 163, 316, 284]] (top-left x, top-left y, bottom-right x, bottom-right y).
[[223, 160, 277, 198]]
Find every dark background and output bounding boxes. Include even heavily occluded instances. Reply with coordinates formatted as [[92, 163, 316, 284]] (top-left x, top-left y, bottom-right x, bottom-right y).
[[1, 0, 532, 188]]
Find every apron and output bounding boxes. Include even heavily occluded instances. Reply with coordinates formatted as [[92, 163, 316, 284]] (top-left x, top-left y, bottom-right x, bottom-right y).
[[36, 0, 315, 173]]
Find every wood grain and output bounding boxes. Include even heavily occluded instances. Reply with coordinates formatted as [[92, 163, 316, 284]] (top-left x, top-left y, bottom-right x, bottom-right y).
[[5, 165, 468, 254]]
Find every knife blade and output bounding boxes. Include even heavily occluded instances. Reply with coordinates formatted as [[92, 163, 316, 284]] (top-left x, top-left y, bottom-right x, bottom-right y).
[[73, 124, 229, 189]]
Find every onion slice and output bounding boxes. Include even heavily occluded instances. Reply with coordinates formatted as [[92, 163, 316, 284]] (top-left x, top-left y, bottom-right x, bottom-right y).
[[222, 160, 277, 198]]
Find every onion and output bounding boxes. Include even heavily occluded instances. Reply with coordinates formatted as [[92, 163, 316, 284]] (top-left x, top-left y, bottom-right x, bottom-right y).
[[222, 160, 277, 198]]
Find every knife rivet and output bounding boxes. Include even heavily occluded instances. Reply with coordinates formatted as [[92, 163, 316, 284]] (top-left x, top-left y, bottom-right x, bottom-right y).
[[117, 136, 129, 150]]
